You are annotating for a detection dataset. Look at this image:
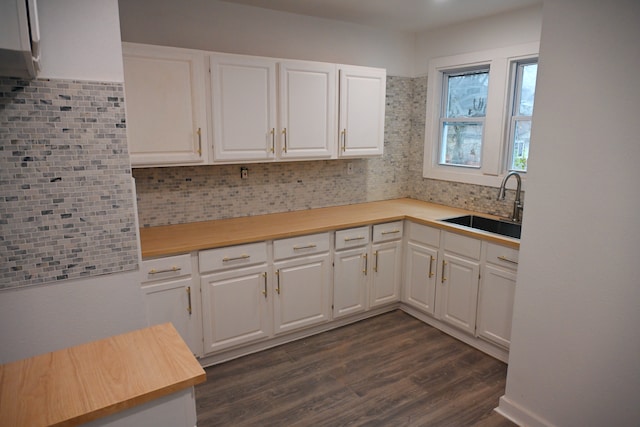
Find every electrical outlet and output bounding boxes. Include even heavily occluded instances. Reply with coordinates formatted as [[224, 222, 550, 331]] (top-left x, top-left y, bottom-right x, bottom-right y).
[[240, 167, 248, 179], [347, 162, 354, 175]]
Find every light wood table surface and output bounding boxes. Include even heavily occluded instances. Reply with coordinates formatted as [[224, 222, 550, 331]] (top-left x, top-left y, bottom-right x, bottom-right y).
[[0, 323, 206, 427], [140, 198, 519, 259]]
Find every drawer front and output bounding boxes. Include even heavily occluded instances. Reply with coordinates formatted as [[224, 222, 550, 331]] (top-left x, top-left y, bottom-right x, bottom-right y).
[[141, 254, 192, 283], [335, 226, 371, 250], [443, 231, 481, 260], [274, 232, 330, 260], [199, 241, 267, 273], [486, 242, 519, 269], [406, 221, 440, 247], [372, 221, 404, 242]]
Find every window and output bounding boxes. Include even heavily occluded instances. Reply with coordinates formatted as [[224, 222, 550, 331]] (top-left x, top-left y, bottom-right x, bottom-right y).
[[440, 69, 489, 168], [423, 42, 539, 187], [508, 61, 538, 172]]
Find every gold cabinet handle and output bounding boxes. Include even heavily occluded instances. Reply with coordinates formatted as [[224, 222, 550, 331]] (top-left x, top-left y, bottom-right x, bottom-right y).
[[148, 266, 181, 275], [275, 270, 280, 294], [341, 129, 346, 152], [344, 236, 365, 242], [270, 128, 275, 153], [196, 127, 202, 156], [373, 250, 379, 272], [441, 260, 447, 283], [186, 286, 192, 315], [282, 128, 287, 153], [293, 244, 317, 250], [363, 253, 368, 275], [381, 230, 400, 235], [497, 255, 519, 265], [428, 255, 435, 278], [222, 254, 250, 262], [261, 272, 267, 298]]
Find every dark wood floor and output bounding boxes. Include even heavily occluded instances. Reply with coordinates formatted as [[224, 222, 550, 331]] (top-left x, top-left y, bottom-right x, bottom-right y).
[[195, 310, 516, 426]]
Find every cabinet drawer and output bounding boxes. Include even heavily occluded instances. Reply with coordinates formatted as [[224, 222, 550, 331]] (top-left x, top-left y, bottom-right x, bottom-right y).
[[443, 231, 481, 260], [486, 242, 519, 269], [406, 221, 440, 247], [372, 221, 403, 242], [141, 254, 192, 283], [335, 226, 370, 250], [274, 232, 330, 260], [199, 242, 267, 273]]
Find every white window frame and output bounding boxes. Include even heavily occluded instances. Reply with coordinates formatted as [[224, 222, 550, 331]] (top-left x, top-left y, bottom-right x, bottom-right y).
[[507, 59, 538, 172], [423, 42, 539, 189]]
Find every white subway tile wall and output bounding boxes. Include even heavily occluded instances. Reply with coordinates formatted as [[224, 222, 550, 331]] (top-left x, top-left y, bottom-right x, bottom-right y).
[[1, 78, 139, 289]]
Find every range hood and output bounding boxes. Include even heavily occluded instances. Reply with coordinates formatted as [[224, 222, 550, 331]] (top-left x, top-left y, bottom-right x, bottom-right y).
[[0, 0, 40, 78]]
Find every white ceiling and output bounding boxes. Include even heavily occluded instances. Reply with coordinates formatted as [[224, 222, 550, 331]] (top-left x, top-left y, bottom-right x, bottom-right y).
[[218, 0, 542, 33]]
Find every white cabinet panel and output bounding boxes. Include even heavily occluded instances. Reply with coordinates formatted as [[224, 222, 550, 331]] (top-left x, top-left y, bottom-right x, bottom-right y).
[[273, 253, 331, 334], [211, 54, 277, 162], [438, 252, 480, 334], [372, 221, 403, 243], [123, 43, 208, 167], [370, 240, 402, 308], [333, 246, 368, 318], [477, 264, 517, 348], [273, 232, 330, 260], [201, 265, 271, 353], [335, 226, 370, 250], [403, 241, 438, 315], [338, 65, 386, 157], [279, 61, 336, 159]]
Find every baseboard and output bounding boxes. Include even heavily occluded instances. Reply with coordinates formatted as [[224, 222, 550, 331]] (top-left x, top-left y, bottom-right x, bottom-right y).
[[496, 395, 556, 427]]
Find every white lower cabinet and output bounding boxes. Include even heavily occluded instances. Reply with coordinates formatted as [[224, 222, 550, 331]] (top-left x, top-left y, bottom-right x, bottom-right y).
[[141, 254, 202, 356], [333, 246, 369, 318], [403, 222, 441, 316], [369, 240, 403, 308], [273, 252, 332, 334], [477, 243, 519, 348], [200, 265, 271, 354]]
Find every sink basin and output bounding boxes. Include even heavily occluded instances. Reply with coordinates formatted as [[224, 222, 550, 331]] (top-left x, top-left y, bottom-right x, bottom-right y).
[[441, 215, 521, 239]]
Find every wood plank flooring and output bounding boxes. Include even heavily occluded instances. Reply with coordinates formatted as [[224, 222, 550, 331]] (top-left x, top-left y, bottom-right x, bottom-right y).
[[195, 310, 516, 426]]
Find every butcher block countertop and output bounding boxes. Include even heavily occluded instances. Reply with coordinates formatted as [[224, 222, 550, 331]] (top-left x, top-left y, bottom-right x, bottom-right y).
[[140, 198, 520, 259], [0, 323, 206, 427]]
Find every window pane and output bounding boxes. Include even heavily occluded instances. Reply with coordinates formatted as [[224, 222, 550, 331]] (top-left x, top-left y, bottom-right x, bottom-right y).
[[511, 120, 531, 171], [446, 71, 489, 118], [440, 122, 483, 167], [517, 63, 537, 116]]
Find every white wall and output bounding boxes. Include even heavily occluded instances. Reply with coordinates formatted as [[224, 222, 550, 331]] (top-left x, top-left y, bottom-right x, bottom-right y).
[[498, 1, 640, 426], [38, 0, 124, 82], [414, 4, 542, 76], [0, 0, 147, 364], [118, 0, 416, 76]]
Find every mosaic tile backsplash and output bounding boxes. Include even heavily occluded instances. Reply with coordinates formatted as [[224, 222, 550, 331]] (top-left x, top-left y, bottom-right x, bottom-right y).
[[1, 78, 139, 290], [135, 75, 521, 227]]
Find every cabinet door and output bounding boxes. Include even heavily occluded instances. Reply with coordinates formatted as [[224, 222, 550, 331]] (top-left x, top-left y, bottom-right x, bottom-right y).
[[477, 264, 517, 348], [273, 253, 331, 334], [403, 241, 438, 315], [279, 61, 336, 160], [333, 247, 368, 318], [143, 277, 201, 356], [338, 65, 386, 157], [211, 54, 277, 162], [123, 44, 208, 167], [438, 253, 480, 334], [370, 240, 402, 308], [201, 265, 271, 354]]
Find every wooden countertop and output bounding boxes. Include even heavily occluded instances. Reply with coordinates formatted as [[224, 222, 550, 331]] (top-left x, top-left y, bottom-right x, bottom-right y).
[[0, 323, 206, 427], [140, 198, 519, 259]]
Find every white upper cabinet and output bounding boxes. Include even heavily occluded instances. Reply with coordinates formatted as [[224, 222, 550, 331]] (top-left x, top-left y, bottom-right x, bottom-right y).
[[210, 54, 339, 162], [123, 43, 209, 167], [338, 65, 386, 157], [210, 54, 277, 162], [278, 60, 337, 160]]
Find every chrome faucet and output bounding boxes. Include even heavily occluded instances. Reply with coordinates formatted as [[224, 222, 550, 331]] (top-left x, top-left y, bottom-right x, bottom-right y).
[[498, 172, 523, 223]]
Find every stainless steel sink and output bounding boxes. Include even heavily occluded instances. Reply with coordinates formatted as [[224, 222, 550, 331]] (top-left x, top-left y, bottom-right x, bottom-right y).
[[441, 215, 521, 239]]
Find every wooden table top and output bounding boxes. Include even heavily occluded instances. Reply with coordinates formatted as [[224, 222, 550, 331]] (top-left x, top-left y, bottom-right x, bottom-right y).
[[140, 198, 520, 259], [0, 323, 206, 427]]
